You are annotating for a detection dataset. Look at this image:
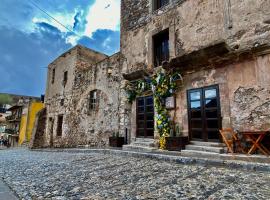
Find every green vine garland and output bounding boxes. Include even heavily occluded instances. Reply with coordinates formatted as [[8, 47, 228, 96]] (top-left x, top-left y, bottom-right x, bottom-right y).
[[125, 68, 182, 149]]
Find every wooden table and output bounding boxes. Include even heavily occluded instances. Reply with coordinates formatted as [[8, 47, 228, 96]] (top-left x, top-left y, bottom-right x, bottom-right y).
[[239, 131, 270, 156]]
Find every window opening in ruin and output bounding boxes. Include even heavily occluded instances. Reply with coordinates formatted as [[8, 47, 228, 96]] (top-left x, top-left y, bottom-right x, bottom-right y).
[[153, 0, 169, 11], [57, 115, 63, 137], [153, 29, 169, 67], [63, 71, 68, 87], [60, 99, 64, 106], [52, 68, 55, 84], [89, 90, 98, 111]]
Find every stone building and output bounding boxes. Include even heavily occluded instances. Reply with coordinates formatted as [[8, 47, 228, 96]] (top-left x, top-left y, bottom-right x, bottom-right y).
[[43, 45, 123, 147], [121, 0, 270, 149], [4, 95, 41, 147], [41, 0, 270, 150]]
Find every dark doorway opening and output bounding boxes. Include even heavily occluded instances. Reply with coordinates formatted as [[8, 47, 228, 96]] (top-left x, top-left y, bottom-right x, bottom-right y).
[[57, 115, 63, 137], [136, 96, 154, 138], [187, 85, 222, 142], [49, 117, 54, 147], [153, 0, 169, 10]]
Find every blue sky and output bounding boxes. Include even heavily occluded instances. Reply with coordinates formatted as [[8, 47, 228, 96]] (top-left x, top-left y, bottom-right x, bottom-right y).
[[0, 0, 120, 96]]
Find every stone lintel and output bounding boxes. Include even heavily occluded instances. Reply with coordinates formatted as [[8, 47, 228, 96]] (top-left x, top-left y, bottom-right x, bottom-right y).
[[122, 69, 150, 81], [168, 41, 230, 70], [168, 42, 270, 73]]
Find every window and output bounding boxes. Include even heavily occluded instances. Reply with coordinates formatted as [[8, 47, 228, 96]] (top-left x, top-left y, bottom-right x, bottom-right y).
[[52, 68, 55, 84], [17, 108, 22, 118], [63, 71, 68, 87], [57, 115, 63, 136], [60, 99, 64, 106], [0, 104, 6, 113], [89, 90, 98, 110], [153, 0, 169, 11], [153, 29, 169, 67]]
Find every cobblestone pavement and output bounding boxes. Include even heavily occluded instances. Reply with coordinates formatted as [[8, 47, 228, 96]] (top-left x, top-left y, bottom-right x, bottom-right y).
[[0, 149, 270, 200]]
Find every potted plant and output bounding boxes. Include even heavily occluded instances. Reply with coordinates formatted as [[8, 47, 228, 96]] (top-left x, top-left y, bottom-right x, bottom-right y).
[[109, 132, 125, 147], [165, 124, 189, 151]]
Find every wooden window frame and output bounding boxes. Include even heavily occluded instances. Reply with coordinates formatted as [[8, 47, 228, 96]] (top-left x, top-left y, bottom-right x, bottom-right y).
[[153, 29, 169, 67], [89, 90, 99, 111]]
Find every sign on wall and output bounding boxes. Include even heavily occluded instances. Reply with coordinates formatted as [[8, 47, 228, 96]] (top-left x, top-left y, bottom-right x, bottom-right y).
[[165, 96, 175, 109]]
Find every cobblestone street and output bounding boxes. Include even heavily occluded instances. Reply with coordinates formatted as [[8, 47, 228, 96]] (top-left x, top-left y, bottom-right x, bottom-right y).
[[0, 149, 270, 200]]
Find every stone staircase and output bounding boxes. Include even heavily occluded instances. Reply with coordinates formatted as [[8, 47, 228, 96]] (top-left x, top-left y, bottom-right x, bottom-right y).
[[181, 141, 226, 159], [123, 138, 157, 152]]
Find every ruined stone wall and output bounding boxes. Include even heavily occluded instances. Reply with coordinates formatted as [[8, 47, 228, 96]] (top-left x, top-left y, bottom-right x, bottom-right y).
[[29, 108, 47, 149], [44, 45, 123, 147], [61, 53, 123, 147], [121, 0, 270, 73]]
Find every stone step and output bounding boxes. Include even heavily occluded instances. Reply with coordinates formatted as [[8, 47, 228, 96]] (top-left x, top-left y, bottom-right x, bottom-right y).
[[132, 141, 155, 147], [185, 145, 224, 154], [132, 138, 155, 147], [181, 149, 220, 159], [190, 141, 225, 147], [122, 145, 157, 153], [135, 138, 155, 143]]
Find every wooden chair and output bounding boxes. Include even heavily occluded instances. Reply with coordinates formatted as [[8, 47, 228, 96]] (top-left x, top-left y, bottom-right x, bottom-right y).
[[219, 128, 245, 154]]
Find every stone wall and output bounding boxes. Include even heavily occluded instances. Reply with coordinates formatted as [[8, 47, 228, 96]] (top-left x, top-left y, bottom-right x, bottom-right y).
[[171, 53, 270, 137], [121, 0, 270, 74], [120, 0, 270, 141], [29, 108, 47, 149], [232, 87, 270, 131], [44, 45, 123, 148]]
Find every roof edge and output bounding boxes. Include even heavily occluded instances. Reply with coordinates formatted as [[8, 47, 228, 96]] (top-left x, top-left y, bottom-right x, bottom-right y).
[[48, 44, 109, 67]]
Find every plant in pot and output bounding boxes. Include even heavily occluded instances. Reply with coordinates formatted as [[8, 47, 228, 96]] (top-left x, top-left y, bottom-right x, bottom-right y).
[[165, 123, 189, 151], [109, 132, 125, 148]]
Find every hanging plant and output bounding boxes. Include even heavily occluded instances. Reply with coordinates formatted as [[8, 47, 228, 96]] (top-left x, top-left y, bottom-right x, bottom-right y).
[[124, 68, 182, 149]]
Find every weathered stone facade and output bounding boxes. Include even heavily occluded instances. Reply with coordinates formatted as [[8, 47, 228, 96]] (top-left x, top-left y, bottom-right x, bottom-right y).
[[120, 0, 270, 142], [42, 0, 270, 148], [44, 45, 123, 147], [29, 108, 47, 149]]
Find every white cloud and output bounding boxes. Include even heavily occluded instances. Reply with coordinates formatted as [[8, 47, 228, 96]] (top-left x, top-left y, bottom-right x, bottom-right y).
[[32, 12, 75, 33], [32, 12, 82, 46], [66, 35, 79, 46], [84, 0, 120, 37]]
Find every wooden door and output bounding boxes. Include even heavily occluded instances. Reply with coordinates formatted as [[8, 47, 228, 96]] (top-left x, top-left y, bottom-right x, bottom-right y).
[[136, 96, 154, 138], [187, 85, 222, 142]]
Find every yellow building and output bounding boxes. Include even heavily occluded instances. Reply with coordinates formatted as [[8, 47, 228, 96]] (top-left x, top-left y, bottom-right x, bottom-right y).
[[19, 101, 44, 145]]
